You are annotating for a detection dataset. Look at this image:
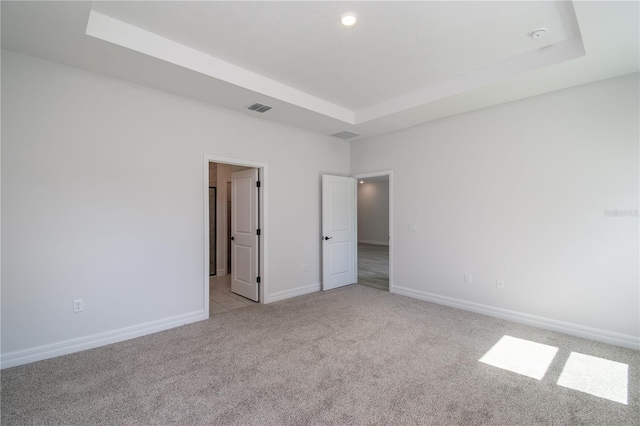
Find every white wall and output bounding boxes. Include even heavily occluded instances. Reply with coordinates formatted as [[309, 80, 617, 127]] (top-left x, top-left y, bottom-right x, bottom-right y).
[[1, 50, 349, 363], [351, 73, 639, 347], [357, 181, 389, 245]]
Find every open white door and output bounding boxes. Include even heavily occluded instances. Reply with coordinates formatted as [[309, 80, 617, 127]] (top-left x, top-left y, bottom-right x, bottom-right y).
[[322, 175, 357, 291], [231, 168, 259, 301]]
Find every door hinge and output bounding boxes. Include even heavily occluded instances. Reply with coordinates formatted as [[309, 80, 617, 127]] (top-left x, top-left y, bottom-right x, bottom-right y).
[[256, 181, 261, 188], [257, 276, 261, 283], [257, 228, 261, 236]]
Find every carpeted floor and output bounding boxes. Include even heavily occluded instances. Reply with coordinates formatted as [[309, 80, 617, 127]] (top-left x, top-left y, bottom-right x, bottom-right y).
[[2, 284, 638, 425]]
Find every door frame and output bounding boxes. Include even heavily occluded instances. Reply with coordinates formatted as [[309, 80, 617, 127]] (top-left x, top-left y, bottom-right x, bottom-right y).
[[353, 170, 393, 293], [203, 155, 268, 318]]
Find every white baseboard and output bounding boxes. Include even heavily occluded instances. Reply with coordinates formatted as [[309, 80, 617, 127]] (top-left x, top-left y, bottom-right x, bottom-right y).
[[1, 310, 205, 369], [393, 286, 639, 350], [265, 283, 321, 303], [358, 240, 389, 246]]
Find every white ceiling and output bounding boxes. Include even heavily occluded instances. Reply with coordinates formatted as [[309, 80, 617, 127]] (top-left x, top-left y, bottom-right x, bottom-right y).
[[2, 1, 638, 141]]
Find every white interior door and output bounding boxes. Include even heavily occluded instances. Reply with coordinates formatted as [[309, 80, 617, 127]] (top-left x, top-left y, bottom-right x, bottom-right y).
[[231, 168, 259, 301], [322, 174, 357, 290]]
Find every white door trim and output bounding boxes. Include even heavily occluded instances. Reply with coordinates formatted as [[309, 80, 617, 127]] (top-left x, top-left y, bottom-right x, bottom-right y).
[[203, 155, 268, 318], [353, 170, 393, 293]]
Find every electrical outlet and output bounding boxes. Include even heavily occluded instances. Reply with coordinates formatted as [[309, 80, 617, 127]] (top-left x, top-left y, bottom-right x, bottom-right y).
[[464, 274, 472, 284], [302, 263, 308, 272], [496, 280, 505, 290], [73, 299, 84, 313]]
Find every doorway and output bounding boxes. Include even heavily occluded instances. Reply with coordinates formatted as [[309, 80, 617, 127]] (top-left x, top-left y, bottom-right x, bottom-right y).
[[203, 155, 267, 318], [355, 172, 392, 292]]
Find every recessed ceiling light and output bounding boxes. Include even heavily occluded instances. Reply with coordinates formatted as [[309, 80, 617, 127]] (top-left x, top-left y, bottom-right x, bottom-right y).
[[529, 28, 548, 40], [360, 181, 364, 184], [340, 12, 357, 27]]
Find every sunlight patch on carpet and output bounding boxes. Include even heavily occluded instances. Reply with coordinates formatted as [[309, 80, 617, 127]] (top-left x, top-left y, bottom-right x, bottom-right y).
[[557, 352, 628, 405], [479, 335, 558, 380]]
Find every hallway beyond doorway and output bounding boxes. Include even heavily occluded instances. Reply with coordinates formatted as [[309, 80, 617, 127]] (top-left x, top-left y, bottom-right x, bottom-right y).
[[358, 243, 389, 291]]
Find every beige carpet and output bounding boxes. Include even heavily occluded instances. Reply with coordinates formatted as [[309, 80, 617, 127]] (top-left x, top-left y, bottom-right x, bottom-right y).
[[2, 284, 638, 425]]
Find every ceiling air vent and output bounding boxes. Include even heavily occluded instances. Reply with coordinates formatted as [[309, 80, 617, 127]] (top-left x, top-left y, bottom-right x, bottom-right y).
[[245, 102, 273, 113], [331, 130, 361, 139]]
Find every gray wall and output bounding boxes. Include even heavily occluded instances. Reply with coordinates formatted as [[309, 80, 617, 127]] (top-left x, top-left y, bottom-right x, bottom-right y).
[[1, 50, 350, 362], [351, 73, 639, 346], [357, 181, 389, 245]]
